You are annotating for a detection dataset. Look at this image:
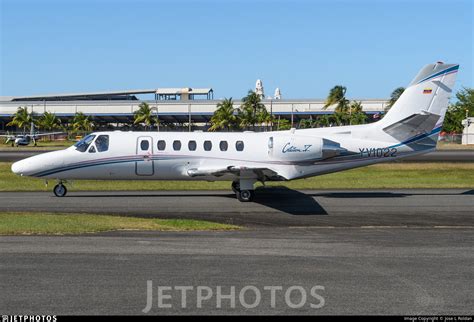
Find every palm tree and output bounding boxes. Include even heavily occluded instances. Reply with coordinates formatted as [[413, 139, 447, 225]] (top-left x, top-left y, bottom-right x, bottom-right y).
[[7, 107, 33, 132], [348, 101, 367, 125], [36, 111, 62, 141], [299, 119, 313, 129], [209, 98, 237, 131], [133, 102, 157, 130], [37, 111, 61, 131], [314, 115, 332, 128], [256, 108, 273, 131], [71, 112, 94, 133], [386, 87, 405, 111], [323, 85, 349, 113], [276, 118, 291, 131], [263, 112, 275, 131], [323, 85, 350, 125], [239, 90, 267, 130]]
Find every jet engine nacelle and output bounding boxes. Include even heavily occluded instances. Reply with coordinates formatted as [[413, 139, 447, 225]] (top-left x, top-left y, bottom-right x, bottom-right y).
[[269, 135, 346, 163]]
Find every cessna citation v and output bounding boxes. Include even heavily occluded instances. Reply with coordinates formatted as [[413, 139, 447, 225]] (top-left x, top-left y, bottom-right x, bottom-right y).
[[11, 62, 459, 201]]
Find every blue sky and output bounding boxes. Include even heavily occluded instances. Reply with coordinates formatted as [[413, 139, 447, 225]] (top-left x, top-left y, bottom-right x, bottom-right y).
[[1, 0, 472, 99]]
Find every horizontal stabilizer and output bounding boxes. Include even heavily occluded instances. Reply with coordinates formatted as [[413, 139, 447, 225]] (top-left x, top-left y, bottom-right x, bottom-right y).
[[382, 111, 440, 142]]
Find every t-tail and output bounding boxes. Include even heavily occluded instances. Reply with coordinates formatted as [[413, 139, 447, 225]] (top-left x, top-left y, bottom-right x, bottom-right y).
[[375, 62, 459, 148]]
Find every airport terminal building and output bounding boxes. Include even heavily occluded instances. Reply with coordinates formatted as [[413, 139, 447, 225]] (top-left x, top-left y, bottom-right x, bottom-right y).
[[0, 87, 388, 131]]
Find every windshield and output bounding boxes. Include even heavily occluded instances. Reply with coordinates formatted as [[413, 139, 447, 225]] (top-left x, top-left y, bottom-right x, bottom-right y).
[[74, 134, 96, 152]]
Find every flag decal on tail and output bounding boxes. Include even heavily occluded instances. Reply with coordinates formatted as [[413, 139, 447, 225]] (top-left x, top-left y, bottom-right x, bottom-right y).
[[423, 88, 432, 94]]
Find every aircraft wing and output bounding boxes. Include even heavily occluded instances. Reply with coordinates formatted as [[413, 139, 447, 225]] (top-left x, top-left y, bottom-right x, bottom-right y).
[[186, 165, 287, 181], [31, 132, 64, 137]]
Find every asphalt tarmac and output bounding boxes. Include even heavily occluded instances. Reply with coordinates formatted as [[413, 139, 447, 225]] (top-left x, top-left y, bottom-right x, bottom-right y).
[[1, 149, 473, 162], [1, 188, 473, 315], [0, 188, 472, 227], [1, 228, 473, 315]]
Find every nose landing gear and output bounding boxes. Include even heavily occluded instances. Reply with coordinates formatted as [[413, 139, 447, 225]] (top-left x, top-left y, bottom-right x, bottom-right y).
[[53, 183, 67, 197]]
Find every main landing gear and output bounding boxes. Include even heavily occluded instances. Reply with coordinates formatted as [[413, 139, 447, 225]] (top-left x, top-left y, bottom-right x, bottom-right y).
[[232, 179, 256, 202], [53, 182, 67, 197]]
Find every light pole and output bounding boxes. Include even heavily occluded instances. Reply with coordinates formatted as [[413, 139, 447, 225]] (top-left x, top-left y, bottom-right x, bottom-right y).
[[150, 106, 159, 132]]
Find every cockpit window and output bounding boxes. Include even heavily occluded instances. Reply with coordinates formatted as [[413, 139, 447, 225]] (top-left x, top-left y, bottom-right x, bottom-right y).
[[74, 135, 96, 152], [95, 135, 109, 152]]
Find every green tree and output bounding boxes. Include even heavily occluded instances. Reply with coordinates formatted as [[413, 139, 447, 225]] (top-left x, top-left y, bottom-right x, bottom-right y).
[[209, 98, 237, 131], [323, 85, 349, 125], [299, 119, 314, 129], [7, 107, 33, 132], [276, 118, 291, 131], [133, 102, 157, 130], [443, 87, 474, 133], [238, 90, 268, 130], [313, 115, 333, 128], [385, 87, 405, 111], [71, 112, 95, 133], [348, 101, 367, 125], [37, 111, 61, 131], [256, 107, 274, 131]]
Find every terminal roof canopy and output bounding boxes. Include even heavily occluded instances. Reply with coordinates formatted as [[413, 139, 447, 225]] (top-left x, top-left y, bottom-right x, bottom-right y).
[[7, 88, 214, 102]]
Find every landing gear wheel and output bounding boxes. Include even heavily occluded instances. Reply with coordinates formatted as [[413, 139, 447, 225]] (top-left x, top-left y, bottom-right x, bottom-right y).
[[237, 190, 254, 202], [53, 184, 67, 197], [231, 181, 240, 193]]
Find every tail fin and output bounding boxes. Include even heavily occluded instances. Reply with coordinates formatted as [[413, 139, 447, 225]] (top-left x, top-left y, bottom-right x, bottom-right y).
[[378, 62, 459, 142]]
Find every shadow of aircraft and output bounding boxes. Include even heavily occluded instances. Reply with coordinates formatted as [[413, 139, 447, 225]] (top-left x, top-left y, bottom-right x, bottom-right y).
[[253, 186, 328, 216], [309, 191, 410, 199]]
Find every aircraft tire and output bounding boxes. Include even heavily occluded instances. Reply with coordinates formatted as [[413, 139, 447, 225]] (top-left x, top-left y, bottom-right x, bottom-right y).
[[53, 184, 67, 197], [237, 190, 254, 202]]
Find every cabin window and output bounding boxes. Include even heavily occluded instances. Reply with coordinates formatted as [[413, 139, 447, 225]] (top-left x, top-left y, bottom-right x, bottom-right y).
[[88, 145, 96, 153], [236, 140, 244, 151], [203, 140, 212, 151], [219, 141, 228, 151], [95, 135, 109, 152], [140, 140, 149, 151], [157, 140, 166, 151], [74, 134, 96, 153], [188, 140, 197, 151], [173, 140, 182, 151]]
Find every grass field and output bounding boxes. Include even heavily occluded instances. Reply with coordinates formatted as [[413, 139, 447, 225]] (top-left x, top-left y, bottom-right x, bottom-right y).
[[436, 142, 474, 150], [0, 140, 75, 151], [0, 212, 239, 235], [0, 162, 473, 191]]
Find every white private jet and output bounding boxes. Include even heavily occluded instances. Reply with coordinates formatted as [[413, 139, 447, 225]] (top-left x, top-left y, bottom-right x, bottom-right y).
[[11, 62, 459, 201]]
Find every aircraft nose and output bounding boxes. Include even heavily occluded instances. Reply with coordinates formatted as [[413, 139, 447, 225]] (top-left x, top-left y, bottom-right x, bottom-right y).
[[11, 160, 26, 175]]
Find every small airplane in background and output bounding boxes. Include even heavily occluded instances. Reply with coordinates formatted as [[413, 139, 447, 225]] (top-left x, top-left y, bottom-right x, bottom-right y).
[[11, 62, 459, 201], [1, 123, 63, 147]]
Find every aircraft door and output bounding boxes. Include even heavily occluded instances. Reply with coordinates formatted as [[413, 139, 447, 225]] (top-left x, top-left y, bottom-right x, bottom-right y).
[[136, 136, 154, 176]]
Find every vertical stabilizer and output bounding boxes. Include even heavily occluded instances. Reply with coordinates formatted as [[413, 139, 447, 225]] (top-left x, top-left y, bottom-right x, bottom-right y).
[[378, 62, 459, 133]]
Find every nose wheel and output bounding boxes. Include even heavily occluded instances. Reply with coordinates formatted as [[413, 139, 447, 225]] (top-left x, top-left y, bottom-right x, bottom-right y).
[[53, 183, 67, 197]]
